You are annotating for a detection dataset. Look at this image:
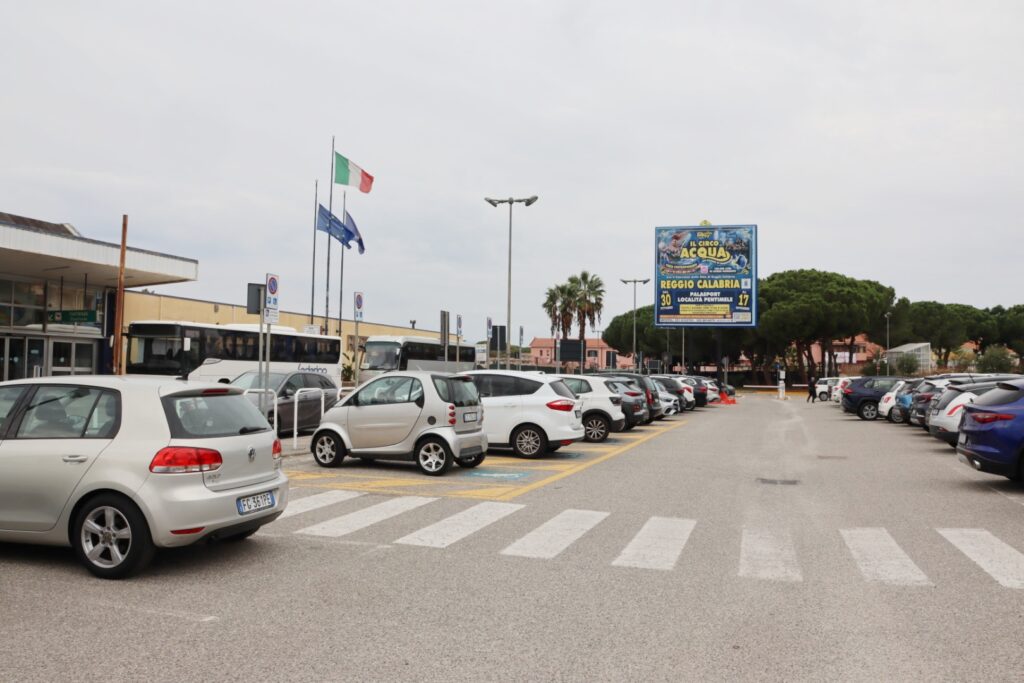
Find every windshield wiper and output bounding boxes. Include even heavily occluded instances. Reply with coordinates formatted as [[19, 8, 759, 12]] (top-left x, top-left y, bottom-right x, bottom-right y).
[[238, 425, 267, 434]]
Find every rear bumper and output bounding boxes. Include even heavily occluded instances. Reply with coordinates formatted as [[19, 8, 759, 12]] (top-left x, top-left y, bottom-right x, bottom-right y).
[[612, 418, 627, 432], [137, 470, 290, 548], [451, 430, 488, 458], [957, 446, 1017, 478], [546, 424, 585, 444], [929, 425, 958, 445]]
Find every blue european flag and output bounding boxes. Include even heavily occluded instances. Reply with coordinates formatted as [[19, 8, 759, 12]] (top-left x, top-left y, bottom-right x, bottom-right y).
[[316, 205, 366, 254]]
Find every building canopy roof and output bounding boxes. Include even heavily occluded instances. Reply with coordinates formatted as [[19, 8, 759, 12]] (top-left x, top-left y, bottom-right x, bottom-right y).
[[0, 212, 197, 288]]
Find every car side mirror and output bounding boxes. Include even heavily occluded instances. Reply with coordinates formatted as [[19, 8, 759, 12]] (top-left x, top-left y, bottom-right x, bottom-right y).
[[282, 388, 295, 399]]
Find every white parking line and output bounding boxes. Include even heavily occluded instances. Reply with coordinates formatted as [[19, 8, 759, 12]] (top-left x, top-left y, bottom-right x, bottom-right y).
[[395, 502, 525, 548], [937, 528, 1024, 589], [739, 529, 802, 582], [612, 517, 696, 570], [501, 509, 609, 559], [295, 496, 437, 538], [840, 528, 932, 586], [278, 490, 365, 519]]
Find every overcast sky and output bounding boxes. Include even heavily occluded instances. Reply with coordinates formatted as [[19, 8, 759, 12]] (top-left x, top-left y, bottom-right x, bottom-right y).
[[2, 1, 1021, 341]]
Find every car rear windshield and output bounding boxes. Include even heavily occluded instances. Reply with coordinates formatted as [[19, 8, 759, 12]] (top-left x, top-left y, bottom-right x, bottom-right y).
[[973, 384, 1024, 408], [434, 377, 480, 407], [549, 380, 576, 399], [162, 393, 271, 438], [935, 389, 961, 410]]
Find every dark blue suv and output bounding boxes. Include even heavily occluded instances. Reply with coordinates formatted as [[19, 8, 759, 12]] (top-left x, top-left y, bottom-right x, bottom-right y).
[[841, 376, 901, 420], [957, 379, 1024, 480]]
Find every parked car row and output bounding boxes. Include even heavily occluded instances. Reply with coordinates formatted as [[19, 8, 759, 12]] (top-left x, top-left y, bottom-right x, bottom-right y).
[[833, 372, 1024, 481]]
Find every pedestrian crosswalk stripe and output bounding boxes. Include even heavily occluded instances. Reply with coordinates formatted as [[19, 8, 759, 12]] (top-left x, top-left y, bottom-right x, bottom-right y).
[[394, 502, 525, 548], [500, 509, 609, 559], [278, 490, 364, 519], [612, 517, 696, 570], [937, 528, 1024, 589], [840, 528, 931, 586], [739, 528, 802, 582], [295, 496, 438, 538]]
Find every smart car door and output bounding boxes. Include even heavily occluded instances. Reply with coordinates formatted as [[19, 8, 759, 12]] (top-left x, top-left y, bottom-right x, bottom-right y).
[[347, 376, 424, 450]]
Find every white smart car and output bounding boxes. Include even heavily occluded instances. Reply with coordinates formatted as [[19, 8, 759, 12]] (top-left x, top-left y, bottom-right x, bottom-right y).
[[310, 372, 487, 475], [0, 376, 288, 579]]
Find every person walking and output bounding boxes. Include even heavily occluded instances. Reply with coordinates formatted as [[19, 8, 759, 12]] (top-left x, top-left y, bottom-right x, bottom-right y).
[[806, 375, 817, 403]]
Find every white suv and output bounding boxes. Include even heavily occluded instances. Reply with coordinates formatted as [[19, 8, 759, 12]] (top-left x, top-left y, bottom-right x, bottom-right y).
[[553, 375, 626, 442], [463, 371, 584, 457]]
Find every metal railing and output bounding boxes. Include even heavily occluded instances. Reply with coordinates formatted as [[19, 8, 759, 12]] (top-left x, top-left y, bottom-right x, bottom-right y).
[[243, 389, 278, 432], [291, 388, 326, 450]]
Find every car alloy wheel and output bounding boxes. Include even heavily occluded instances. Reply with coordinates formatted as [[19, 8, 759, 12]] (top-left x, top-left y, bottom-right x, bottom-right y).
[[416, 437, 452, 476], [583, 415, 610, 442], [859, 402, 878, 420], [72, 494, 154, 580], [313, 433, 343, 468], [819, 391, 829, 401], [512, 425, 548, 459]]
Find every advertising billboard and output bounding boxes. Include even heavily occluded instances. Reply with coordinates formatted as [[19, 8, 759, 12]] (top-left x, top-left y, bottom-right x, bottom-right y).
[[654, 224, 757, 327]]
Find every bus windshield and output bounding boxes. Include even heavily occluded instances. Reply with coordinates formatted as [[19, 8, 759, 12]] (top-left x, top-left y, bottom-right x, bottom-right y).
[[363, 342, 400, 371], [127, 331, 184, 375]]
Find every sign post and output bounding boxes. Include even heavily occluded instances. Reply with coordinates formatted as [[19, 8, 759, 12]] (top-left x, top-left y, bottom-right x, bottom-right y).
[[353, 291, 364, 385], [263, 274, 280, 411], [486, 317, 492, 369], [518, 325, 524, 371], [440, 311, 450, 371], [456, 314, 462, 368]]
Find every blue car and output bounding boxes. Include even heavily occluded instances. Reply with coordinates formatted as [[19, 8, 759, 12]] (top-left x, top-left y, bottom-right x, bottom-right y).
[[957, 379, 1024, 479], [888, 379, 922, 424], [841, 376, 901, 420]]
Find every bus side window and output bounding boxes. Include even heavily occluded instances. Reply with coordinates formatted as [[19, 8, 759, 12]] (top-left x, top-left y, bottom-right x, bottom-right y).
[[203, 329, 224, 359]]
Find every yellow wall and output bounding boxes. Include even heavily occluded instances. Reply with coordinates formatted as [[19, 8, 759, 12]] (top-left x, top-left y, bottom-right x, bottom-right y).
[[122, 290, 457, 353]]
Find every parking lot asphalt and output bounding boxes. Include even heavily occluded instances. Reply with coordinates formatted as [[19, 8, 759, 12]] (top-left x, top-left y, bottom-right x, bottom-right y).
[[3, 397, 1024, 681]]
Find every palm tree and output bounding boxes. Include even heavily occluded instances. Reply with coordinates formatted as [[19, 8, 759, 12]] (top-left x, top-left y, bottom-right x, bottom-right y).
[[556, 282, 577, 340], [542, 286, 560, 337], [570, 271, 605, 368]]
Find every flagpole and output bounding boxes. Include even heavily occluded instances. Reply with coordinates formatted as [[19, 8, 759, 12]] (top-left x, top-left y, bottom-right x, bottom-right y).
[[338, 189, 346, 338], [310, 179, 318, 324], [325, 136, 334, 328]]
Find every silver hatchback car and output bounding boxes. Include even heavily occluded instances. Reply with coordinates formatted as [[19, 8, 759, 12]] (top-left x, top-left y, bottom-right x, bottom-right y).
[[310, 372, 487, 475], [0, 376, 288, 579]]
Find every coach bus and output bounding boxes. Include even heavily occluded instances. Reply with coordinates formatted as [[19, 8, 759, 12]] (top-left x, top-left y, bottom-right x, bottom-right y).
[[360, 335, 475, 381], [126, 320, 342, 385]]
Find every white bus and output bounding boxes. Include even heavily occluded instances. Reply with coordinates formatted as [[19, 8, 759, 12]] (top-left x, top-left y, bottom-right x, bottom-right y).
[[126, 320, 343, 385], [360, 335, 476, 382]]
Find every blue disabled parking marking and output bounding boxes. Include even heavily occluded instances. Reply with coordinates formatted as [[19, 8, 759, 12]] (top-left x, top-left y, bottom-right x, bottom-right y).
[[467, 471, 530, 480]]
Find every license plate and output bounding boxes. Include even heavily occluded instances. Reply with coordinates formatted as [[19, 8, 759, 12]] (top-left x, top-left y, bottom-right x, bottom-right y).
[[237, 491, 275, 515], [463, 412, 477, 422]]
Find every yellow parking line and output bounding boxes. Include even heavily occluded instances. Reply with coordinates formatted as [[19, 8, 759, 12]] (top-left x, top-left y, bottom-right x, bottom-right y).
[[495, 419, 686, 501]]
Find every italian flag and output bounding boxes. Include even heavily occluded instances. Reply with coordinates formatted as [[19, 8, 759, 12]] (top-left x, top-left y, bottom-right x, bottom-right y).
[[334, 152, 374, 193]]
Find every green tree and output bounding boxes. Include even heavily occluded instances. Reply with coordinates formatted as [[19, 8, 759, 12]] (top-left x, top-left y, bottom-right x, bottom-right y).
[[895, 353, 919, 376], [569, 271, 605, 358], [977, 345, 1014, 373], [909, 301, 969, 368]]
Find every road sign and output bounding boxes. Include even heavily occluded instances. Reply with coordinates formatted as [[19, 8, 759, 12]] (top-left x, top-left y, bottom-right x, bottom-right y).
[[264, 274, 280, 313], [354, 291, 364, 321], [486, 317, 492, 343], [47, 310, 96, 324], [456, 314, 462, 338], [519, 325, 523, 348]]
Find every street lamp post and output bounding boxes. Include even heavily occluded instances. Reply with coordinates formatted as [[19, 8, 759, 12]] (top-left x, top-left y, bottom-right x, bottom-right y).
[[884, 312, 892, 375], [485, 195, 538, 370], [620, 278, 650, 371]]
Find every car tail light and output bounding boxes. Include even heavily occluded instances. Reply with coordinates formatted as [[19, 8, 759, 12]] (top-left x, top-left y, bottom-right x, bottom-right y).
[[201, 388, 230, 396], [560, 440, 573, 446], [625, 390, 641, 397], [150, 447, 222, 473], [947, 404, 964, 417], [170, 527, 205, 535], [272, 439, 282, 459], [970, 412, 1015, 424], [844, 388, 854, 395], [546, 399, 576, 412], [645, 389, 652, 403], [448, 404, 456, 425]]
